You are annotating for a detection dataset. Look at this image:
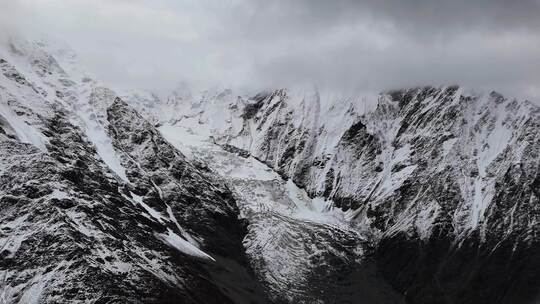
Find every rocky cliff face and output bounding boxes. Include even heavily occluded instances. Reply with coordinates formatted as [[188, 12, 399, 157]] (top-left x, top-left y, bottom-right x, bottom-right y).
[[0, 37, 538, 304], [161, 85, 540, 303], [0, 38, 268, 303]]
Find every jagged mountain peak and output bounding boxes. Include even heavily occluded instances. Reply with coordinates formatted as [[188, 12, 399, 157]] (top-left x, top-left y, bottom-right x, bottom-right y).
[[0, 38, 271, 303]]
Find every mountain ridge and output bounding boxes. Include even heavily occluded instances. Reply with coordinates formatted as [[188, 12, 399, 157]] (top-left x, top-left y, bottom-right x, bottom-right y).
[[156, 84, 540, 303]]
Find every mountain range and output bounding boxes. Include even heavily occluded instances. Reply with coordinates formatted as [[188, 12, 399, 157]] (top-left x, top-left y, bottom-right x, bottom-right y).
[[0, 38, 538, 304]]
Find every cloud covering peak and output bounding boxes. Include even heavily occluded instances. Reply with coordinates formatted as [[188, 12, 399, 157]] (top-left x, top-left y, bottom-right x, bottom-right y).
[[2, 0, 539, 99]]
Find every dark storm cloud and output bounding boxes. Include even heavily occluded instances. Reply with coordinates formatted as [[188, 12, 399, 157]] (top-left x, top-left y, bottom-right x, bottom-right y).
[[218, 0, 540, 96], [370, 0, 540, 33], [2, 0, 539, 99], [220, 0, 540, 40]]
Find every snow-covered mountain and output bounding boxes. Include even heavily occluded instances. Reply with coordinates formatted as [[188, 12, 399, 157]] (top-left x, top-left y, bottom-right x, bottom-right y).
[[131, 84, 540, 303], [0, 37, 538, 304], [0, 38, 270, 303]]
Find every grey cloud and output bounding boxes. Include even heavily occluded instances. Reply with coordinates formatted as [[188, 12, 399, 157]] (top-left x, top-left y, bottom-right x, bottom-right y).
[[1, 0, 539, 100], [218, 0, 540, 41]]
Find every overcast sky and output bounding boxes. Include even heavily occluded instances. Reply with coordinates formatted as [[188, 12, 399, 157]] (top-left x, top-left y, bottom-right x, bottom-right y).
[[1, 0, 539, 98]]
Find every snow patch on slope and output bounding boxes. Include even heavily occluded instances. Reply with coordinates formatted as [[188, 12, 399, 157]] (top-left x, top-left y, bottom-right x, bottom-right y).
[[70, 89, 129, 182], [0, 98, 47, 151], [128, 191, 214, 261], [159, 230, 215, 262]]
